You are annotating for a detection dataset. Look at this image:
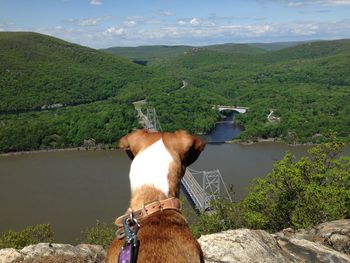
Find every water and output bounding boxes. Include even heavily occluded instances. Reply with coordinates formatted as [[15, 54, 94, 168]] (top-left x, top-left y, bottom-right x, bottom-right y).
[[0, 117, 349, 243], [203, 112, 242, 143]]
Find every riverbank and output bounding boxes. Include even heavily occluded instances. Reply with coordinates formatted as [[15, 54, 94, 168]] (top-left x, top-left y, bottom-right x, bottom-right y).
[[228, 137, 339, 147], [0, 145, 115, 157]]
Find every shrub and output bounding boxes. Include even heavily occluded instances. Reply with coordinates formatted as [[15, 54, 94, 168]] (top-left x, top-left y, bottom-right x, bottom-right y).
[[190, 197, 245, 238], [0, 224, 54, 249], [79, 220, 115, 248], [242, 135, 350, 231], [190, 135, 350, 234]]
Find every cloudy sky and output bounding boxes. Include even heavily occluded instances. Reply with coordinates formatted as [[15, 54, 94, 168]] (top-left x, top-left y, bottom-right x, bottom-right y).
[[1, 0, 350, 48]]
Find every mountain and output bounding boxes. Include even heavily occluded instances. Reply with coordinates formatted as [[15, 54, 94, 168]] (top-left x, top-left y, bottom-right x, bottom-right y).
[[101, 43, 266, 64], [264, 39, 350, 61], [0, 32, 181, 152], [149, 39, 350, 143], [249, 41, 304, 51], [0, 33, 349, 152], [0, 32, 152, 112], [101, 45, 192, 65], [205, 43, 266, 54]]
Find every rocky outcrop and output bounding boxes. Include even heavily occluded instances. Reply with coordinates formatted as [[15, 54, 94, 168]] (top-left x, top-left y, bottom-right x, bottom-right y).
[[199, 229, 298, 263], [198, 219, 350, 263], [0, 243, 106, 263], [1, 220, 349, 263], [275, 219, 350, 255]]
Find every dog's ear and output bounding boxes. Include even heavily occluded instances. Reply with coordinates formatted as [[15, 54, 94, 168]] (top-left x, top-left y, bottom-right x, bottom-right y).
[[165, 130, 205, 167], [117, 129, 162, 160], [185, 133, 206, 166], [117, 133, 135, 160]]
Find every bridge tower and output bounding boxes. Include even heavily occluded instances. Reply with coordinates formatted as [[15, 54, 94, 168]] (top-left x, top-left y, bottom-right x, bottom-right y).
[[184, 168, 233, 211], [145, 108, 162, 132], [134, 105, 233, 212]]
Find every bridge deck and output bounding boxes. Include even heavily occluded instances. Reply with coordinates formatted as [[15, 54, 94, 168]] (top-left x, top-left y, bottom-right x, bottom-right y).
[[136, 107, 213, 211], [181, 169, 209, 211]]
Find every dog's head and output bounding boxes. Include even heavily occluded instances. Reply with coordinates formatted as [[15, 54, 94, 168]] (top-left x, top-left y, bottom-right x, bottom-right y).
[[118, 129, 205, 199]]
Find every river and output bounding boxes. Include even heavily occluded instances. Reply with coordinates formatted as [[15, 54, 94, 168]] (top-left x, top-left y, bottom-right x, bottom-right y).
[[0, 114, 349, 243]]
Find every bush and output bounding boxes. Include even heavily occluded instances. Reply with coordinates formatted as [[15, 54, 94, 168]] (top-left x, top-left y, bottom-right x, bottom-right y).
[[190, 136, 350, 234], [190, 197, 245, 238], [0, 224, 54, 249], [242, 136, 350, 231], [79, 220, 115, 248]]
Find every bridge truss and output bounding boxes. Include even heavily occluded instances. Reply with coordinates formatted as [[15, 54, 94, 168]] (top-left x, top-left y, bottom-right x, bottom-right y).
[[183, 168, 233, 211], [137, 107, 233, 212]]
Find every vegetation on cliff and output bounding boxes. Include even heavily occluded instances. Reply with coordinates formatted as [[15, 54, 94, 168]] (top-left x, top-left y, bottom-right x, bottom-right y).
[[0, 224, 53, 249], [191, 136, 350, 237]]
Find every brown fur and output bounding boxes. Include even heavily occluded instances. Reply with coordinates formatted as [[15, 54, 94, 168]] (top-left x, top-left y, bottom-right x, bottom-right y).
[[107, 130, 205, 263]]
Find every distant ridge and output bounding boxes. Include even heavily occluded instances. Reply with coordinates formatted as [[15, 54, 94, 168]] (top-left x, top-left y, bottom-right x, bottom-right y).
[[248, 41, 304, 51], [101, 43, 266, 64], [0, 31, 150, 112]]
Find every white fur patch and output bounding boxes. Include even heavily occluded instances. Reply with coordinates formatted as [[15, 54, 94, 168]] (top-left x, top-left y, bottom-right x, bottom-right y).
[[129, 139, 173, 196]]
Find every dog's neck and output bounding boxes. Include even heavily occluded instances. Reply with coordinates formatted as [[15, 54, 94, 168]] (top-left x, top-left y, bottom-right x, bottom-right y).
[[128, 138, 182, 209]]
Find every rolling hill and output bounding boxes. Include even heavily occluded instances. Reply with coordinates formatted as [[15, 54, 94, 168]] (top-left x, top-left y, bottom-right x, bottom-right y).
[[147, 39, 350, 143], [0, 33, 349, 152], [101, 43, 266, 65], [0, 32, 153, 112]]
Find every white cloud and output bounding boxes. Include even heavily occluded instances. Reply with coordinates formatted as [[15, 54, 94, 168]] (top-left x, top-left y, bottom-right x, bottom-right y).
[[190, 18, 200, 26], [287, 1, 305, 7], [79, 18, 100, 26], [178, 18, 215, 27], [178, 20, 187, 26], [124, 20, 137, 27], [104, 27, 125, 36], [159, 11, 175, 16], [90, 0, 102, 6], [285, 0, 350, 7], [123, 16, 160, 26], [66, 17, 104, 26], [4, 14, 350, 48]]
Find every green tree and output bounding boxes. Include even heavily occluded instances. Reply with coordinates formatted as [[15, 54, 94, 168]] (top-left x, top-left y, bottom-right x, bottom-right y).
[[190, 137, 350, 235], [242, 135, 350, 231], [0, 224, 54, 249]]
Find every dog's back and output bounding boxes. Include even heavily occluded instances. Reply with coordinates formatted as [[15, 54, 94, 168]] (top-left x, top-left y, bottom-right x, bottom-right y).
[[107, 210, 203, 263], [106, 130, 205, 263]]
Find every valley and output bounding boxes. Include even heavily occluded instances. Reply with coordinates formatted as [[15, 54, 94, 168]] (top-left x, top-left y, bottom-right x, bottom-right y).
[[1, 32, 350, 153]]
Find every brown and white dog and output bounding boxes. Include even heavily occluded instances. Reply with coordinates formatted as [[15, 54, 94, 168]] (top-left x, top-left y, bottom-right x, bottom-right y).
[[106, 129, 205, 263]]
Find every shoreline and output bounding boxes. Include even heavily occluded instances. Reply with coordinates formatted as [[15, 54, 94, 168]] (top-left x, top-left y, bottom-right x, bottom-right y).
[[227, 137, 317, 146], [0, 138, 313, 157], [0, 145, 116, 157]]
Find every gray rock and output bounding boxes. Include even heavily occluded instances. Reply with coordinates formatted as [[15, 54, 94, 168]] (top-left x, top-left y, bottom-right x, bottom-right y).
[[0, 243, 106, 263], [198, 229, 299, 263], [277, 238, 350, 263], [276, 219, 350, 255], [1, 220, 349, 263], [199, 220, 350, 263], [0, 248, 23, 263]]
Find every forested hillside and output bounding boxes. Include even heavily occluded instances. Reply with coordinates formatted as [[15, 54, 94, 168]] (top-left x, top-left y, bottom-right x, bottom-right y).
[[0, 32, 349, 152], [0, 32, 218, 152], [149, 39, 350, 143], [102, 43, 266, 65], [0, 32, 154, 112]]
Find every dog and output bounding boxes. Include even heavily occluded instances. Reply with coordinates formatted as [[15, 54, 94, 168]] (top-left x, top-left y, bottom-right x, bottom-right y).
[[106, 129, 205, 263]]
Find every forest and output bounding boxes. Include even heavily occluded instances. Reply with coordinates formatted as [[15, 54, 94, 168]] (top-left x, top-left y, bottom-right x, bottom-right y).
[[0, 32, 349, 152]]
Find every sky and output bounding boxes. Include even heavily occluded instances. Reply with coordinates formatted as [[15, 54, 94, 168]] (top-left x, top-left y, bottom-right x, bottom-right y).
[[1, 0, 350, 48]]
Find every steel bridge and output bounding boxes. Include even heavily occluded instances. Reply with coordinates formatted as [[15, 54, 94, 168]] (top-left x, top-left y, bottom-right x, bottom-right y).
[[212, 105, 249, 114], [137, 107, 232, 211]]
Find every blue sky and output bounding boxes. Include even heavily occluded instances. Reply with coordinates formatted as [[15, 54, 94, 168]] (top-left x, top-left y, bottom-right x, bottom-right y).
[[1, 0, 350, 48]]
